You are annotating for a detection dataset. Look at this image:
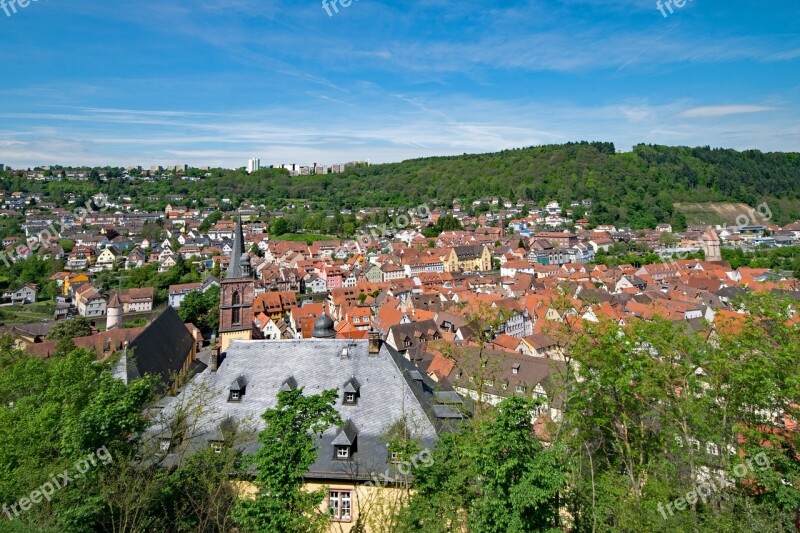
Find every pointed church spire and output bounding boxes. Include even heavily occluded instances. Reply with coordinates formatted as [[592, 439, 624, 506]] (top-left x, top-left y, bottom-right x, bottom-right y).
[[227, 213, 247, 279]]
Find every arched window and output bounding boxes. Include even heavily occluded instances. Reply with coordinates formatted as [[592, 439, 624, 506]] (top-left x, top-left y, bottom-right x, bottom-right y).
[[232, 290, 241, 325]]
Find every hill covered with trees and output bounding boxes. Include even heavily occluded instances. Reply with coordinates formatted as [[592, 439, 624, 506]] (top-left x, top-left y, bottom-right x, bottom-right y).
[[3, 142, 800, 229], [326, 142, 800, 227]]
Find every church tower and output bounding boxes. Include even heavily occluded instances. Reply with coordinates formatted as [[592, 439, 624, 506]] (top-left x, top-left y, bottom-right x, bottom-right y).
[[219, 215, 255, 353], [702, 228, 722, 262]]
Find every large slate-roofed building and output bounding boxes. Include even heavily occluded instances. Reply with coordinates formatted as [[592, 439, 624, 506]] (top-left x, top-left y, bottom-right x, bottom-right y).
[[154, 337, 463, 477]]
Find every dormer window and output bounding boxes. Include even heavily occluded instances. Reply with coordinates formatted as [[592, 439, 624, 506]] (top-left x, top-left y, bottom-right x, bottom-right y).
[[210, 441, 224, 454], [160, 438, 172, 453], [229, 376, 247, 402], [515, 383, 527, 393], [280, 376, 298, 393], [332, 420, 358, 461], [343, 377, 361, 405], [512, 364, 520, 375]]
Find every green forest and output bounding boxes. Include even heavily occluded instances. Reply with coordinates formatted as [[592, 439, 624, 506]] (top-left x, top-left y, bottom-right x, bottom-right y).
[[4, 143, 800, 229]]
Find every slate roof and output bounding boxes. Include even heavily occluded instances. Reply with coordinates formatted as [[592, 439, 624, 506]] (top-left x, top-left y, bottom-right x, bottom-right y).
[[117, 306, 195, 389], [343, 377, 361, 394], [453, 245, 484, 260], [226, 215, 247, 279], [152, 339, 465, 481], [332, 420, 359, 446], [716, 286, 750, 301], [0, 321, 55, 338], [387, 319, 441, 350], [448, 347, 566, 409]]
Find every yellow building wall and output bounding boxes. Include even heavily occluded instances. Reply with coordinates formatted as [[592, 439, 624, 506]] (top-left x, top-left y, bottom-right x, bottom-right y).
[[220, 330, 252, 353], [235, 479, 412, 533]]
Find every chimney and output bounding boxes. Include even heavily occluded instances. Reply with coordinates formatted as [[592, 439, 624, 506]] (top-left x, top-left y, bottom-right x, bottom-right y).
[[368, 329, 382, 355], [211, 345, 220, 372]]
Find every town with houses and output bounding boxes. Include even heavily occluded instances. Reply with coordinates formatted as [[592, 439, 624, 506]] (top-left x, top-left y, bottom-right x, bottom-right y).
[[1, 165, 799, 532], [1, 175, 798, 383], [3, 1, 800, 529]]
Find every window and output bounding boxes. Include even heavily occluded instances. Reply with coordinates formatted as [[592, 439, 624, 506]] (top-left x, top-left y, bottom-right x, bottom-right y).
[[344, 392, 356, 404], [404, 338, 412, 348], [390, 451, 402, 463], [210, 441, 223, 454], [512, 365, 520, 375], [160, 438, 171, 452], [230, 391, 240, 402], [706, 442, 719, 456], [336, 446, 350, 459], [329, 490, 352, 521], [486, 379, 494, 387], [232, 291, 241, 325], [515, 384, 527, 393], [689, 438, 701, 451]]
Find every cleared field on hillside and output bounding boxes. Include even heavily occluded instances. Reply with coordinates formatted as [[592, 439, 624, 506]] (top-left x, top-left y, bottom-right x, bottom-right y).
[[674, 202, 758, 226]]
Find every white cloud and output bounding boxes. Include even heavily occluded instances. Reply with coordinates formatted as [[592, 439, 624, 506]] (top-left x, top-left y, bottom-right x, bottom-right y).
[[1, 96, 797, 168], [679, 105, 777, 118]]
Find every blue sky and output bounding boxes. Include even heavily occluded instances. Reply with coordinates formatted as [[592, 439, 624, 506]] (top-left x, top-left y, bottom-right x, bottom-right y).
[[0, 0, 798, 168]]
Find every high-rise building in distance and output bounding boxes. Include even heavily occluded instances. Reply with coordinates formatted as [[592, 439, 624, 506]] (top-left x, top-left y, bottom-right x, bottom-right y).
[[247, 158, 260, 174]]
